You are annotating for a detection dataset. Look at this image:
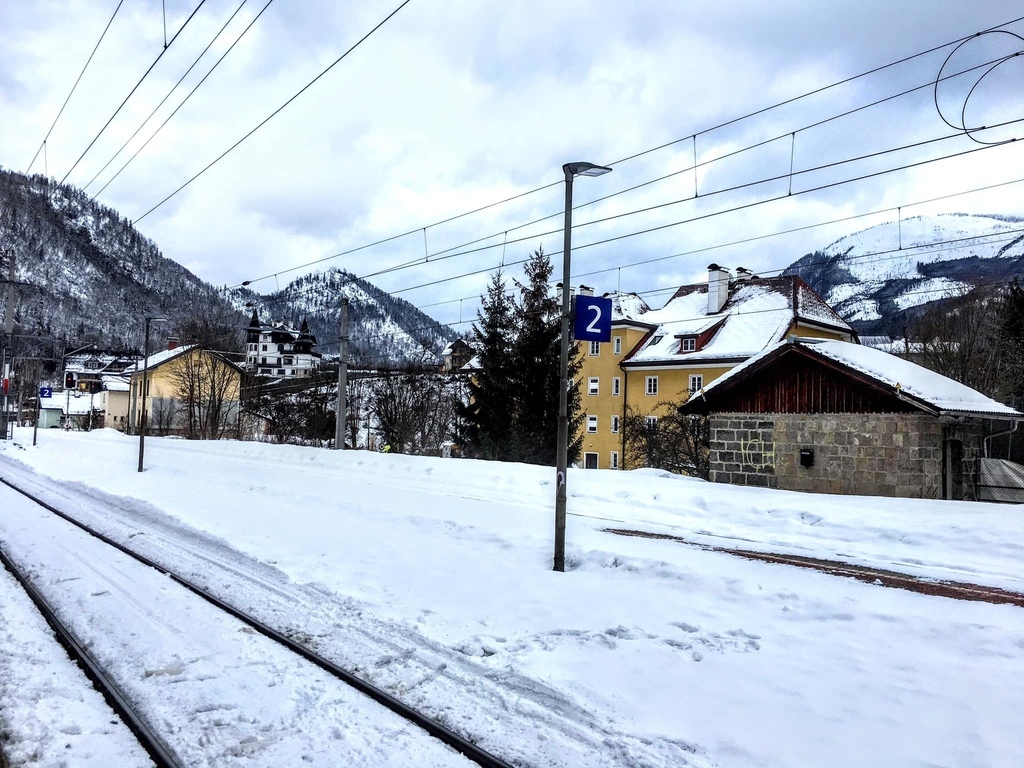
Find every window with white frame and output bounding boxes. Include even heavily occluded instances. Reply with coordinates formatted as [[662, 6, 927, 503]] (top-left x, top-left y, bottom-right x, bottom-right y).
[[612, 377, 620, 396], [610, 451, 619, 469], [681, 337, 696, 352], [614, 336, 622, 355], [588, 377, 599, 396], [587, 415, 598, 433], [589, 340, 600, 356], [611, 415, 620, 433], [646, 375, 658, 396], [645, 415, 658, 429], [689, 374, 704, 392]]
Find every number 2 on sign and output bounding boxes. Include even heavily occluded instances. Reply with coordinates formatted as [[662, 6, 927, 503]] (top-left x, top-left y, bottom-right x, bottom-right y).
[[586, 305, 602, 334]]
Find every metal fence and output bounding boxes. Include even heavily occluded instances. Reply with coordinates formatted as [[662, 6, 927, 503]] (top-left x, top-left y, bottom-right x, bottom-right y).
[[977, 458, 1024, 504]]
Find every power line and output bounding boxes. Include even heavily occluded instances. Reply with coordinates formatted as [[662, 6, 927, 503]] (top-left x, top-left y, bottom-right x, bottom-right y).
[[259, 229, 1024, 357], [54, 1, 210, 191], [377, 139, 1008, 299], [25, 0, 126, 175], [228, 15, 1024, 291], [233, 166, 1024, 325], [132, 0, 415, 225], [83, 0, 259, 194]]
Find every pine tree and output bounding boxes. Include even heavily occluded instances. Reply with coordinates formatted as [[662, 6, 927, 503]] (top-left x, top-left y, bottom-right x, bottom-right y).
[[457, 250, 582, 466], [457, 270, 517, 459], [509, 248, 582, 465]]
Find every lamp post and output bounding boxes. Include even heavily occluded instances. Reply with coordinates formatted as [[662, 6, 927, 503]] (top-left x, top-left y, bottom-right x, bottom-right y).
[[554, 161, 612, 573], [138, 316, 166, 472]]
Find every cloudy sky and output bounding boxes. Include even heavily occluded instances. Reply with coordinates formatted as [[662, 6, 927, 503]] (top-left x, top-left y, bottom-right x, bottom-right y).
[[2, 0, 1023, 329]]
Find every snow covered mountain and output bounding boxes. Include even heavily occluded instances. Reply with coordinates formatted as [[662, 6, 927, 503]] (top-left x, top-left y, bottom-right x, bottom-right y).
[[785, 213, 1024, 335], [0, 167, 456, 365], [233, 269, 458, 367], [0, 166, 242, 350]]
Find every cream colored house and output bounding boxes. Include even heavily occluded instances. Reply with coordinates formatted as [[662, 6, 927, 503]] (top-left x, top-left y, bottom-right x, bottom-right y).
[[127, 344, 244, 439], [577, 265, 856, 470]]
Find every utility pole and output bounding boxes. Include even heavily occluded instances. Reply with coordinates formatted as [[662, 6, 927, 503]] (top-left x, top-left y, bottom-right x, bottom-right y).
[[334, 299, 349, 450], [1, 249, 15, 440]]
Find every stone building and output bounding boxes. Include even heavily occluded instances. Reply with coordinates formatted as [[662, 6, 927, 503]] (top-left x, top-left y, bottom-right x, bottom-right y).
[[681, 338, 1020, 500], [576, 265, 856, 471]]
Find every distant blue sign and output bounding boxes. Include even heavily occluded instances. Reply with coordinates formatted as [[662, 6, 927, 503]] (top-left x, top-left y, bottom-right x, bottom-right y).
[[39, 387, 53, 399], [573, 295, 613, 343]]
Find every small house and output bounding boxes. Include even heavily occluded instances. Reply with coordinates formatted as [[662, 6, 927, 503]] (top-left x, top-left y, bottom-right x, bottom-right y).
[[681, 338, 1021, 500]]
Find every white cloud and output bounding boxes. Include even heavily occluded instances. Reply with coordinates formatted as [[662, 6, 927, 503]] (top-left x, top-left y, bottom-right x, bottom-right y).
[[1, 0, 1022, 326]]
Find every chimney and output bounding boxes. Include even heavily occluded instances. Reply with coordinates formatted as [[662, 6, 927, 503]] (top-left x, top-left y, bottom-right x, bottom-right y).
[[167, 337, 179, 351], [707, 263, 731, 314], [578, 284, 594, 297], [734, 267, 753, 281]]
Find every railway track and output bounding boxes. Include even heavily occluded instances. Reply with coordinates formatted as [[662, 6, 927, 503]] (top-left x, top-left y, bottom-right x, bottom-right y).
[[0, 476, 513, 768], [605, 527, 1024, 607]]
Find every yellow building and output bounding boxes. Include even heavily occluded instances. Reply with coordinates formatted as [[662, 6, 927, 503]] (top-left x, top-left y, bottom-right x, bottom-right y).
[[127, 344, 245, 439], [577, 265, 856, 470]]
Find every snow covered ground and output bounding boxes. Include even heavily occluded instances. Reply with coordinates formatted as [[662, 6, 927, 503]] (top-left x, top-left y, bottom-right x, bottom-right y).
[[1, 428, 1023, 767]]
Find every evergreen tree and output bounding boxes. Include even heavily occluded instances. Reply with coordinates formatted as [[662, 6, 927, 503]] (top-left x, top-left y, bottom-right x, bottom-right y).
[[457, 270, 517, 459], [457, 250, 582, 466], [509, 248, 582, 464]]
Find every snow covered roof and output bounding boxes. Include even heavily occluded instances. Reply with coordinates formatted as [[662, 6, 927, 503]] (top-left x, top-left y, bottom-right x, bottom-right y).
[[101, 375, 130, 392], [694, 339, 1020, 419], [606, 292, 652, 324], [623, 275, 852, 366], [811, 341, 1019, 417], [121, 344, 198, 375]]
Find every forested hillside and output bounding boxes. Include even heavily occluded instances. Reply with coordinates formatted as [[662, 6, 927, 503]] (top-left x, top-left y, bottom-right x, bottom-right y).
[[0, 166, 244, 351], [0, 167, 455, 366], [232, 268, 458, 367]]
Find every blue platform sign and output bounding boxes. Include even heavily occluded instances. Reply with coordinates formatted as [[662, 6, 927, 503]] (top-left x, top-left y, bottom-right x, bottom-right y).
[[573, 295, 613, 343], [39, 387, 53, 399]]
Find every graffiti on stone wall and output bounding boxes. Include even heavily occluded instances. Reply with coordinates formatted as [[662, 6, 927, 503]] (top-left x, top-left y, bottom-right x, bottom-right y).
[[740, 435, 776, 472]]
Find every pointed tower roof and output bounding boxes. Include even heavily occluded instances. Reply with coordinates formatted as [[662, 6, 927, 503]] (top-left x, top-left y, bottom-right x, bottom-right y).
[[247, 308, 261, 329]]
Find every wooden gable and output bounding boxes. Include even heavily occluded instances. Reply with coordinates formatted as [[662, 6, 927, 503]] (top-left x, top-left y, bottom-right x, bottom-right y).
[[689, 345, 918, 415]]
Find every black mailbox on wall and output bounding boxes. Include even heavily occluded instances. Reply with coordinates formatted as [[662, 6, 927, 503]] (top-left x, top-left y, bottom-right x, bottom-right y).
[[799, 448, 815, 468]]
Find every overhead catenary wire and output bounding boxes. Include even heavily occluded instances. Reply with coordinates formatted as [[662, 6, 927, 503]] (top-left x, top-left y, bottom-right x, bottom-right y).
[[53, 1, 210, 192], [228, 15, 1024, 291], [132, 0, 415, 225], [250, 122, 1018, 311], [83, 0, 260, 194], [245, 225, 1024, 358], [25, 0, 126, 175]]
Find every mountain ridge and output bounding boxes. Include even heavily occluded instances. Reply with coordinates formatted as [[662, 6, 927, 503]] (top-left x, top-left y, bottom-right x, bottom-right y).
[[784, 213, 1024, 335], [0, 166, 456, 366]]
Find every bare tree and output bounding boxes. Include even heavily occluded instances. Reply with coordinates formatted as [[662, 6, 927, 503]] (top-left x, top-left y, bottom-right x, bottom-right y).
[[907, 286, 1003, 397], [369, 370, 458, 455], [622, 404, 710, 478], [169, 349, 239, 439], [150, 398, 178, 436]]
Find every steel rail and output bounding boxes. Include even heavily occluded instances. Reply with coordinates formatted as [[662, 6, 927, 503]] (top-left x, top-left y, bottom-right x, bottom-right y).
[[0, 543, 181, 768], [0, 476, 515, 768]]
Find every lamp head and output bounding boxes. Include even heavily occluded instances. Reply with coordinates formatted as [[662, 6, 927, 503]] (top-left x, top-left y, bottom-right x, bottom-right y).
[[563, 161, 612, 177]]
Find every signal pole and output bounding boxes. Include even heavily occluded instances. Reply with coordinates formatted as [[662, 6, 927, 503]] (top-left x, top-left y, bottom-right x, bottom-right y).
[[334, 299, 349, 450], [1, 250, 16, 439]]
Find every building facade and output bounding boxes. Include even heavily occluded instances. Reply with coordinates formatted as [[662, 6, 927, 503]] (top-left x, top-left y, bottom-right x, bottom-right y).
[[127, 344, 244, 439], [577, 266, 856, 470], [681, 339, 1021, 500], [245, 311, 321, 378]]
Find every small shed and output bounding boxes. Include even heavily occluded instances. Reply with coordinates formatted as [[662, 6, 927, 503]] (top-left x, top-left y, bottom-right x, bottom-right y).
[[681, 339, 1021, 500]]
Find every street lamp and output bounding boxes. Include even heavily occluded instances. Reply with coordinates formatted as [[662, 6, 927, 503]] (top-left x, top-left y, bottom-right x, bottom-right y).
[[138, 316, 167, 472], [554, 161, 612, 573]]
